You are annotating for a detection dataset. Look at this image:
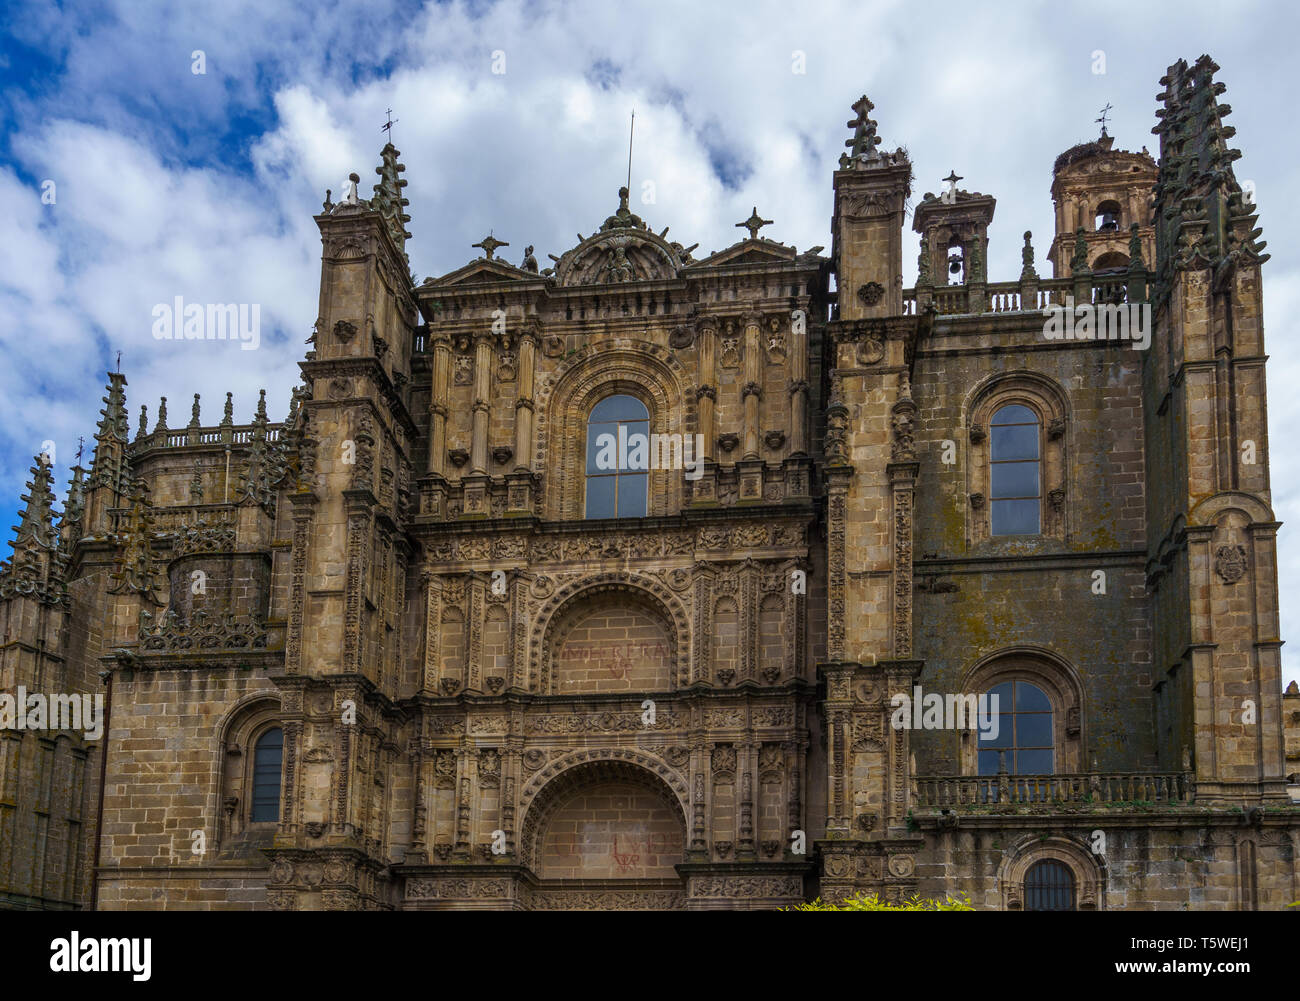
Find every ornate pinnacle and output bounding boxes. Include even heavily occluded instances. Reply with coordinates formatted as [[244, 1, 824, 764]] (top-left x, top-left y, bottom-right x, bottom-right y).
[[1071, 227, 1090, 274], [96, 371, 129, 443], [1020, 231, 1039, 281], [1127, 223, 1146, 272], [189, 393, 202, 429], [842, 94, 882, 167], [736, 207, 774, 241], [12, 455, 58, 551], [372, 143, 412, 258], [136, 404, 149, 442], [221, 392, 234, 427], [155, 397, 168, 433], [255, 388, 268, 425]]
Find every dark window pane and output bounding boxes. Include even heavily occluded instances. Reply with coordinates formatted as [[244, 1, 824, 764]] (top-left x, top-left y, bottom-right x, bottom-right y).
[[1025, 860, 1075, 911], [978, 750, 1002, 776], [251, 728, 283, 823], [586, 475, 616, 519], [991, 461, 1039, 498], [590, 394, 648, 422], [991, 498, 1040, 535], [1015, 712, 1053, 747], [987, 681, 1013, 702], [1016, 748, 1053, 774], [991, 423, 1039, 460], [992, 404, 1036, 425], [618, 474, 648, 517], [1015, 682, 1052, 712]]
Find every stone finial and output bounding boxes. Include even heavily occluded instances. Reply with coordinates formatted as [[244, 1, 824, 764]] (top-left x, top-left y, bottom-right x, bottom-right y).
[[154, 397, 168, 433], [1070, 227, 1089, 274], [322, 189, 333, 212], [841, 94, 882, 168], [189, 393, 201, 429], [1127, 222, 1145, 271], [255, 388, 268, 425], [1020, 231, 1038, 281], [221, 391, 234, 427], [136, 404, 149, 441]]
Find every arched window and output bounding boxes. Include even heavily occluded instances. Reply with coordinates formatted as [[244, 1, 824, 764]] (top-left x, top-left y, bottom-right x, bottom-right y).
[[250, 727, 283, 823], [978, 680, 1053, 775], [1024, 859, 1076, 910], [585, 395, 649, 519], [990, 405, 1040, 535]]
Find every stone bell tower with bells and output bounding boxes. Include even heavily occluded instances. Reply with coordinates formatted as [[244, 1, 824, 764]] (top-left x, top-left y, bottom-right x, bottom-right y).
[[911, 174, 996, 313]]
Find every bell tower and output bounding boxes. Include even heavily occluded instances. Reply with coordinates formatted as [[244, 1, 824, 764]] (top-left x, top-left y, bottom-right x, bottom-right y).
[[1049, 131, 1157, 277]]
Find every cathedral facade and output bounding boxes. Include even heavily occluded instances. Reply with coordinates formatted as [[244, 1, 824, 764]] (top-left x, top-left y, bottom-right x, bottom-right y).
[[2, 55, 1298, 911]]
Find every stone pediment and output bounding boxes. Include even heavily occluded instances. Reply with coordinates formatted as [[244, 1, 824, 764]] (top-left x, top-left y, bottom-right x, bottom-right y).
[[423, 258, 537, 288], [690, 239, 796, 269]]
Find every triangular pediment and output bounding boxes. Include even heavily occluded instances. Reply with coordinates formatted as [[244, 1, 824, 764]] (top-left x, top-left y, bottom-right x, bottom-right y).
[[691, 239, 796, 269], [423, 258, 538, 288]]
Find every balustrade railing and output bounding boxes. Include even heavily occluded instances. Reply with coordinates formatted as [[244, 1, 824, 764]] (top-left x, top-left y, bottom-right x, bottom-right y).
[[912, 771, 1193, 807]]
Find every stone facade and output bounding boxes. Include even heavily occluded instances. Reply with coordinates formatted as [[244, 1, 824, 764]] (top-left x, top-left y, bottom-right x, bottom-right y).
[[1, 55, 1297, 911]]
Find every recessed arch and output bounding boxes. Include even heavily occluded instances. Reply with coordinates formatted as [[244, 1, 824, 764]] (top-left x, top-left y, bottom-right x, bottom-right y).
[[530, 571, 691, 693], [518, 752, 690, 873]]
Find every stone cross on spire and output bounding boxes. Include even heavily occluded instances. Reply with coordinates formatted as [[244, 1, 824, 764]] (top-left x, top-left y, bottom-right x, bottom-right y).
[[473, 233, 508, 260], [736, 208, 774, 241]]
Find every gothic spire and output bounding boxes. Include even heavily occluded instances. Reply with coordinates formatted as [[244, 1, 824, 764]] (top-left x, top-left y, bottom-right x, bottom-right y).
[[371, 143, 412, 259], [12, 455, 58, 552], [90, 371, 132, 496]]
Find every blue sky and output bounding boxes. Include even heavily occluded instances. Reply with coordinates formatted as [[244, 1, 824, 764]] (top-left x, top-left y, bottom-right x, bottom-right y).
[[0, 0, 1296, 685]]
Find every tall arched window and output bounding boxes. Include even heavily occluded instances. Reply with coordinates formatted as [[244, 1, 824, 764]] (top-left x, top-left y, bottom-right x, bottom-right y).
[[1024, 859, 1076, 910], [990, 405, 1040, 535], [250, 727, 283, 823], [978, 680, 1053, 775], [585, 395, 649, 519]]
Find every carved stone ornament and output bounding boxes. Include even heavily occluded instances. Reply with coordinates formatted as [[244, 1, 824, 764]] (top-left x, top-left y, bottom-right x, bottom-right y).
[[969, 492, 985, 510], [1214, 543, 1248, 584], [856, 338, 884, 365], [969, 423, 986, 444], [333, 319, 357, 343], [717, 432, 739, 453], [857, 281, 885, 306], [669, 323, 695, 349]]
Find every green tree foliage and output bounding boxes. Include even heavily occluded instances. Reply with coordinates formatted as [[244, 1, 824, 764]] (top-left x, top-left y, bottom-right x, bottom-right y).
[[786, 891, 974, 911]]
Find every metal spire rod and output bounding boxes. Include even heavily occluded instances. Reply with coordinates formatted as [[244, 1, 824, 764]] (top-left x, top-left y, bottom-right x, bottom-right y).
[[626, 109, 635, 191]]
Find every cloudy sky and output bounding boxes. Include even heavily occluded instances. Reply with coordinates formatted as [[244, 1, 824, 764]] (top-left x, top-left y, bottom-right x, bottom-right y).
[[1, 0, 1295, 684]]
